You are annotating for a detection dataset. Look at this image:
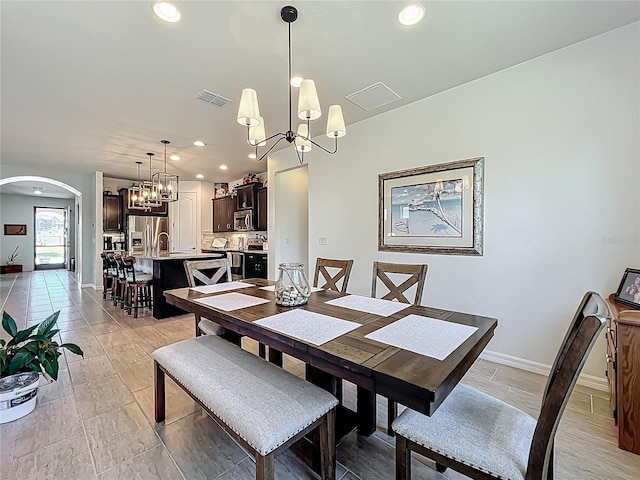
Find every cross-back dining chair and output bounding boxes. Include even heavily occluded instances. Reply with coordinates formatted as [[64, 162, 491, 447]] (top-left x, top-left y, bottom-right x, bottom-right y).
[[392, 291, 609, 480], [184, 257, 231, 337], [313, 257, 354, 293], [371, 261, 428, 434]]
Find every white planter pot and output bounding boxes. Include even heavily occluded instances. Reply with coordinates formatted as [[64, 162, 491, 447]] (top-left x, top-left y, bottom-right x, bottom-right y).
[[0, 372, 40, 424]]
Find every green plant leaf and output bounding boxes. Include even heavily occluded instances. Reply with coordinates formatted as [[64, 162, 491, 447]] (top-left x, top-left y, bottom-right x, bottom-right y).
[[0, 338, 5, 347], [42, 358, 59, 381], [23, 341, 40, 354], [60, 343, 84, 357], [6, 324, 38, 347], [37, 311, 60, 336], [8, 350, 34, 374], [2, 312, 18, 337]]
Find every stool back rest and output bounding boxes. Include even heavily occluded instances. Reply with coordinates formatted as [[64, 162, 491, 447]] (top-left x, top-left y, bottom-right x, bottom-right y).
[[371, 261, 428, 305], [525, 292, 608, 480], [106, 253, 118, 274], [100, 252, 109, 273], [184, 258, 232, 287], [122, 256, 137, 282], [113, 254, 126, 278], [313, 258, 354, 293]]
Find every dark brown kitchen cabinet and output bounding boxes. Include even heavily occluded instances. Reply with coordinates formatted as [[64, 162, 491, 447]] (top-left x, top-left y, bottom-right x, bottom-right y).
[[256, 187, 267, 231], [119, 188, 168, 217], [103, 194, 123, 232], [236, 183, 263, 211], [212, 196, 236, 232]]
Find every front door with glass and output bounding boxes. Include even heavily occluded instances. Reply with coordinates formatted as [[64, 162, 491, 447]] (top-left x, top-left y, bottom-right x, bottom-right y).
[[34, 207, 67, 270]]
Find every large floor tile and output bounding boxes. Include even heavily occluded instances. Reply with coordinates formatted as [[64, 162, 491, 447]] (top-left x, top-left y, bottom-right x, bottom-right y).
[[68, 354, 117, 385], [84, 402, 160, 474], [158, 410, 247, 480], [134, 376, 200, 425], [97, 444, 182, 480], [74, 374, 135, 419]]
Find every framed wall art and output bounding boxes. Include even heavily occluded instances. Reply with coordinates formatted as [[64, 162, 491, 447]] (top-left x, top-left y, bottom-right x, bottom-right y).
[[4, 224, 27, 235], [378, 157, 484, 255], [614, 268, 640, 309]]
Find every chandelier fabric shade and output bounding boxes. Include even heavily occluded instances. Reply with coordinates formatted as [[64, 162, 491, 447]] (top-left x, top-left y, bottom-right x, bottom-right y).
[[152, 140, 179, 203], [237, 5, 346, 164]]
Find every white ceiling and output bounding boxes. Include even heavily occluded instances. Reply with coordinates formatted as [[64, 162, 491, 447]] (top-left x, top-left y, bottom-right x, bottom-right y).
[[2, 1, 638, 183], [0, 181, 75, 199]]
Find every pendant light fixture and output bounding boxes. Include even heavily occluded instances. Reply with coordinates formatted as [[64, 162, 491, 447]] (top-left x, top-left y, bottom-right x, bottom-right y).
[[237, 5, 346, 164], [128, 161, 147, 211], [143, 152, 161, 208], [152, 140, 179, 202]]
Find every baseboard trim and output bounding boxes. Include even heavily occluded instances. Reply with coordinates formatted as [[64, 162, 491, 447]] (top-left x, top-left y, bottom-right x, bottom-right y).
[[480, 350, 608, 392], [81, 283, 97, 290]]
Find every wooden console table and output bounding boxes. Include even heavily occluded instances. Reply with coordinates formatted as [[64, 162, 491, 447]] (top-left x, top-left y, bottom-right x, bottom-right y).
[[1, 264, 23, 274], [606, 294, 640, 455]]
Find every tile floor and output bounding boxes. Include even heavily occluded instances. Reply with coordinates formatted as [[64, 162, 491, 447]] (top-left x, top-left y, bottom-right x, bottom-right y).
[[1, 271, 639, 479]]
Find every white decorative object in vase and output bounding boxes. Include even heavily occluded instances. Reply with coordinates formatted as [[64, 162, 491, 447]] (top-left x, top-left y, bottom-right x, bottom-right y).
[[275, 263, 311, 306]]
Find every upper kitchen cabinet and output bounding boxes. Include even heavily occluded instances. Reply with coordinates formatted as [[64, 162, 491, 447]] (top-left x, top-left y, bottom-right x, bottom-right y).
[[119, 188, 168, 217], [235, 183, 263, 211], [256, 187, 267, 231], [212, 196, 236, 232], [103, 194, 123, 232]]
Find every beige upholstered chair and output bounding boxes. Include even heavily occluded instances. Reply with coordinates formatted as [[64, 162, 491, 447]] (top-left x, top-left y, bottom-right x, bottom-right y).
[[392, 291, 608, 480], [371, 261, 428, 434], [313, 257, 354, 293], [183, 257, 231, 336]]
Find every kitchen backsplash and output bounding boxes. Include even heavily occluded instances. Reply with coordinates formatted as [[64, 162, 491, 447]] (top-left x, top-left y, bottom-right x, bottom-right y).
[[202, 231, 267, 251]]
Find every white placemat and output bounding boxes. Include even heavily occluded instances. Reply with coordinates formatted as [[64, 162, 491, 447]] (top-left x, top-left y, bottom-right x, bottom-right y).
[[194, 292, 270, 311], [259, 285, 324, 293], [325, 295, 411, 317], [364, 314, 478, 360], [190, 281, 255, 294], [254, 309, 361, 346]]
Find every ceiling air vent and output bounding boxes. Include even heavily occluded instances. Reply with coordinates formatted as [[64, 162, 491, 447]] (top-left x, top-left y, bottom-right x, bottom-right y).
[[195, 89, 233, 107], [345, 82, 401, 111]]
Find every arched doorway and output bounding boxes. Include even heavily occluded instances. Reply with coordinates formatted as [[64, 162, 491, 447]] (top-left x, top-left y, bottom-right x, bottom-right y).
[[0, 176, 83, 286]]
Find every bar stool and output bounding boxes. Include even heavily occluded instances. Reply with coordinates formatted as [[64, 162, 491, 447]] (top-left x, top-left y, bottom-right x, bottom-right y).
[[112, 254, 127, 307], [122, 256, 153, 318], [101, 252, 116, 300]]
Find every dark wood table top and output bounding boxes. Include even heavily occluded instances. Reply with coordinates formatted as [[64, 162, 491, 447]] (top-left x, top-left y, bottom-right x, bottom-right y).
[[164, 279, 497, 417]]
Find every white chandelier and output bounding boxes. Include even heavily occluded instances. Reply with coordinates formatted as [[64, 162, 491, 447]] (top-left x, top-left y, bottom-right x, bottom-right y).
[[152, 140, 179, 203], [237, 5, 346, 164]]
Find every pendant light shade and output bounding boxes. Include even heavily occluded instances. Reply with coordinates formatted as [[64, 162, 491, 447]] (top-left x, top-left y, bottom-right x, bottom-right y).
[[249, 116, 267, 146], [295, 124, 312, 152], [152, 140, 179, 203], [297, 79, 321, 120], [237, 89, 261, 126], [326, 105, 346, 138]]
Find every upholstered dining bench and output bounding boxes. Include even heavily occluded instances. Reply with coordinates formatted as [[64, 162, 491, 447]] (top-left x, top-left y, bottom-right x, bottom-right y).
[[152, 334, 338, 480]]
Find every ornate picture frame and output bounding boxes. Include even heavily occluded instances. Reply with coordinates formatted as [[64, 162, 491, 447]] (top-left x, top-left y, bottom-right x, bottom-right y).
[[378, 157, 484, 255]]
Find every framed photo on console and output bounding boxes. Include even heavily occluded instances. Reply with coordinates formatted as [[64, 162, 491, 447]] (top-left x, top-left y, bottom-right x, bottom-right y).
[[4, 224, 27, 235], [614, 268, 640, 309]]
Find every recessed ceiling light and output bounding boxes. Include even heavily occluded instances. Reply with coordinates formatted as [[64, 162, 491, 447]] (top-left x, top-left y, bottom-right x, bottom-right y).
[[196, 174, 204, 179], [219, 165, 228, 170], [153, 2, 181, 23], [290, 76, 304, 87], [194, 140, 206, 147], [248, 153, 257, 159], [398, 4, 425, 26], [170, 154, 180, 161], [34, 190, 43, 195]]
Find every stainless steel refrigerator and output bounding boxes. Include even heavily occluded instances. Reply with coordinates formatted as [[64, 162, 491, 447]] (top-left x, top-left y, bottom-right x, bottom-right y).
[[127, 216, 169, 255]]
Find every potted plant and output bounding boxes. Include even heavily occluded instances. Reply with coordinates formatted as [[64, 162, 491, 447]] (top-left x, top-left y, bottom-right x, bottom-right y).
[[6, 246, 21, 265], [0, 311, 83, 423]]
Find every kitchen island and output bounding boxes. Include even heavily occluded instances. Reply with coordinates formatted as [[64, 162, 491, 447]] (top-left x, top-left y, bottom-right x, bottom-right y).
[[135, 253, 225, 319]]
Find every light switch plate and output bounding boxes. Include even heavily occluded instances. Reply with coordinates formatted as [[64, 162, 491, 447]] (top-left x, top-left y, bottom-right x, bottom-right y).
[[318, 236, 328, 246]]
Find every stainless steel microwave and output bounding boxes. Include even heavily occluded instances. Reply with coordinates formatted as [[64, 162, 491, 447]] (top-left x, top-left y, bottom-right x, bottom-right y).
[[233, 211, 253, 231]]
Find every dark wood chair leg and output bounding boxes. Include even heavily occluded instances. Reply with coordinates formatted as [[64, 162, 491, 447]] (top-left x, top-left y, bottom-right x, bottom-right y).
[[387, 399, 398, 436], [195, 314, 202, 336], [133, 284, 139, 318], [256, 453, 275, 480], [154, 361, 165, 423], [396, 434, 411, 480]]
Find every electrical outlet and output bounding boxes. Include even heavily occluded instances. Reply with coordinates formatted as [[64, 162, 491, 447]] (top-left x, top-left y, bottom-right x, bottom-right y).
[[318, 236, 328, 246]]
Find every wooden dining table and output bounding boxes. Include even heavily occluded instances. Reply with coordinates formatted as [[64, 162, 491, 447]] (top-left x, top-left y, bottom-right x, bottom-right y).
[[164, 279, 498, 438]]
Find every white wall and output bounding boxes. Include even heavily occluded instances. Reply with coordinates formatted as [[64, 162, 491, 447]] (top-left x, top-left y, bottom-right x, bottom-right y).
[[267, 23, 640, 380], [0, 194, 76, 272], [0, 166, 96, 286]]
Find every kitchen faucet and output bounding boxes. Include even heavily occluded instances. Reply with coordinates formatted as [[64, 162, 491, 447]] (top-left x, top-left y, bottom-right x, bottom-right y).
[[156, 232, 171, 257]]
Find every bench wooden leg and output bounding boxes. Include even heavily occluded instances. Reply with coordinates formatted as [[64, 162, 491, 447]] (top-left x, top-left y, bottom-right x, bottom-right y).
[[256, 453, 275, 480], [195, 314, 202, 336], [154, 361, 166, 423], [396, 434, 411, 480], [320, 408, 336, 480]]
